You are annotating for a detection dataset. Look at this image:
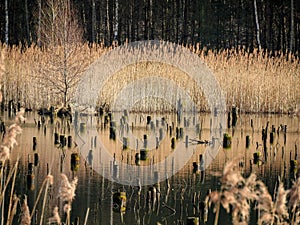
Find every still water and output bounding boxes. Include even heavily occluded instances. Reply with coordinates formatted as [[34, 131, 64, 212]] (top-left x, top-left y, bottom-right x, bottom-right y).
[[3, 111, 300, 225]]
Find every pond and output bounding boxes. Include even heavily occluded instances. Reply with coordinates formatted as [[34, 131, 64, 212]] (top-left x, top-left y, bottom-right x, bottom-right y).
[[1, 111, 300, 225]]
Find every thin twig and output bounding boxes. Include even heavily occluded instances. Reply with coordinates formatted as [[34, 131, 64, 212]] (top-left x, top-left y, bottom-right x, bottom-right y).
[[6, 159, 18, 225], [67, 210, 70, 225], [39, 178, 50, 225], [1, 163, 6, 225], [30, 178, 47, 219], [6, 195, 19, 225], [214, 200, 220, 225], [0, 165, 4, 192], [83, 207, 90, 225], [0, 160, 19, 203]]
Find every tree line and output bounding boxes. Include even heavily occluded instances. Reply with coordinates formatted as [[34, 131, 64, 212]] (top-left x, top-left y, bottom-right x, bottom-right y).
[[0, 0, 299, 54]]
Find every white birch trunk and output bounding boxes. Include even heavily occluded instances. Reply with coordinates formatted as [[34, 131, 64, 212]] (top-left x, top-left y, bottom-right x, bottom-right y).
[[25, 0, 30, 44], [114, 0, 119, 40], [5, 0, 9, 45], [290, 0, 294, 52], [106, 0, 110, 42], [92, 0, 96, 42], [37, 0, 41, 46], [253, 0, 261, 50]]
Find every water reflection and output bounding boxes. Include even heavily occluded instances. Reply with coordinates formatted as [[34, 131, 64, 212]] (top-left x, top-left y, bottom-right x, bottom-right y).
[[3, 112, 300, 224], [74, 111, 225, 187]]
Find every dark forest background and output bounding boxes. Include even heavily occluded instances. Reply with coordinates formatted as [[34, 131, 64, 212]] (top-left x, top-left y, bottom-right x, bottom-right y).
[[0, 0, 299, 53]]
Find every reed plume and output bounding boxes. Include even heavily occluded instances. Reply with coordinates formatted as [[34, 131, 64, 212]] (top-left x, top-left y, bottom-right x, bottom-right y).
[[209, 159, 256, 225], [58, 173, 78, 225], [15, 107, 26, 123], [288, 177, 300, 224], [209, 159, 300, 225], [2, 124, 22, 148], [21, 195, 31, 225], [0, 108, 25, 161], [47, 174, 54, 186], [58, 174, 78, 207], [288, 177, 300, 211], [254, 180, 274, 224], [0, 145, 10, 162], [48, 206, 61, 225], [274, 182, 289, 223]]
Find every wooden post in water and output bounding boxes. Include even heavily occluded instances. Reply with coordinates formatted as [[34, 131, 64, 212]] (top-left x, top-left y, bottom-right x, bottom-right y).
[[33, 137, 37, 150], [187, 217, 199, 225], [123, 137, 128, 150], [270, 132, 274, 144], [284, 125, 287, 145], [246, 135, 250, 148], [143, 134, 148, 148], [231, 106, 238, 127], [34, 153, 39, 166], [227, 112, 231, 129], [67, 135, 72, 148], [223, 133, 232, 148], [185, 135, 189, 148], [171, 137, 176, 149], [54, 132, 59, 145], [60, 135, 66, 147]]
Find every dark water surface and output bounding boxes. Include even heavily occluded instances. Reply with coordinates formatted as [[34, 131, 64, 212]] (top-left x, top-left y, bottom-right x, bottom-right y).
[[2, 111, 300, 225]]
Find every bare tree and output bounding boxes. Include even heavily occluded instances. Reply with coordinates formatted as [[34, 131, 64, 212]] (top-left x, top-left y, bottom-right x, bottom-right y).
[[36, 0, 88, 107]]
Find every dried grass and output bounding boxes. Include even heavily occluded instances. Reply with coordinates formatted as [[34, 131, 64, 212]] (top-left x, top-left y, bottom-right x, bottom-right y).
[[0, 43, 298, 113]]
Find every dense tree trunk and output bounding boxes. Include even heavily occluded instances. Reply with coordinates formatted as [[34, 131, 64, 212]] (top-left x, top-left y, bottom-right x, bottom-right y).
[[91, 0, 96, 43], [290, 0, 294, 52], [5, 0, 9, 44], [106, 0, 110, 44], [0, 0, 299, 55], [149, 0, 153, 39], [114, 0, 119, 41], [37, 0, 41, 47], [253, 0, 261, 51], [24, 0, 30, 45]]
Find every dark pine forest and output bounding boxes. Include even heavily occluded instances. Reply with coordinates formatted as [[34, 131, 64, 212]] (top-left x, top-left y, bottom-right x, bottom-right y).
[[0, 0, 299, 54]]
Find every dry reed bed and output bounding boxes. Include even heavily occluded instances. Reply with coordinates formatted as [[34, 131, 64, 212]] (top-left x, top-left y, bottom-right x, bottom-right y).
[[97, 61, 207, 111], [199, 48, 300, 113], [0, 43, 299, 113]]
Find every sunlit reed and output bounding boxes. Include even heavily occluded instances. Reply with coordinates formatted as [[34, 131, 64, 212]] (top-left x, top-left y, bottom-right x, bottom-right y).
[[0, 42, 298, 113]]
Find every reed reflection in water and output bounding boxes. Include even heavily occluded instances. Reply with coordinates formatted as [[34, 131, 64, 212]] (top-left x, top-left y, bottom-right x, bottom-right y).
[[3, 111, 300, 225]]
